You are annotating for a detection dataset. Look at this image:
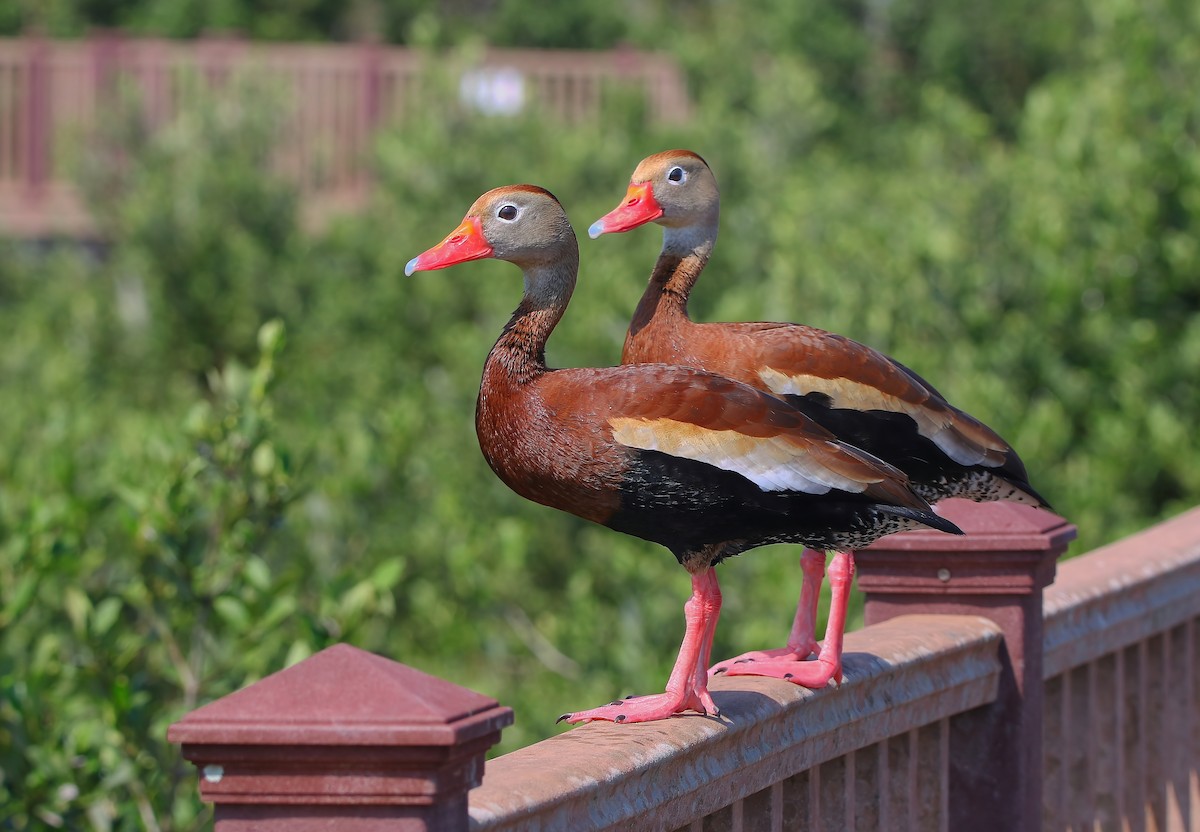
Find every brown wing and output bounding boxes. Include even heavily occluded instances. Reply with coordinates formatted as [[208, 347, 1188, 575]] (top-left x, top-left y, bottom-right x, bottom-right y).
[[691, 321, 1011, 468], [538, 364, 928, 510]]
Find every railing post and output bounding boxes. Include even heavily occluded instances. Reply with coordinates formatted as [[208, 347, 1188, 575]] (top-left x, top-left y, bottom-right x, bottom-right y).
[[356, 37, 384, 194], [89, 27, 122, 96], [361, 37, 384, 133], [168, 644, 514, 831], [22, 31, 50, 201], [196, 30, 246, 88], [856, 498, 1075, 832]]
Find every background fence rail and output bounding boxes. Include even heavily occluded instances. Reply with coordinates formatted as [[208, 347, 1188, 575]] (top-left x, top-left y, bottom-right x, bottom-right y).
[[0, 33, 689, 237]]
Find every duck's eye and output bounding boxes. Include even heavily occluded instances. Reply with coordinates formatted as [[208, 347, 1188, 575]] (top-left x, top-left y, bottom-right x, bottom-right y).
[[667, 166, 686, 183], [498, 204, 518, 221]]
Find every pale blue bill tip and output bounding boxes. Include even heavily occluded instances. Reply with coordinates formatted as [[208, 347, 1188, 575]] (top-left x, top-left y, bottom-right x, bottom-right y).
[[404, 256, 420, 276], [587, 221, 605, 239]]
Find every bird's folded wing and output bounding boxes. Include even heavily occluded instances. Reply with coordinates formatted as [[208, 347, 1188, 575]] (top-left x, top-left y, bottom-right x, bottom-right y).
[[753, 329, 1011, 468], [609, 416, 884, 496]]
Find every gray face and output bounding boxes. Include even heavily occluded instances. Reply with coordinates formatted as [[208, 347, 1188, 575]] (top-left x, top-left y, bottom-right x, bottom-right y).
[[474, 187, 576, 269], [640, 154, 720, 230]]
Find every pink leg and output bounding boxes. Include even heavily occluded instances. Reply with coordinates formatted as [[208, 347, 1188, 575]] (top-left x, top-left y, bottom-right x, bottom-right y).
[[709, 548, 826, 676], [722, 551, 854, 688], [691, 571, 723, 712], [559, 568, 723, 724]]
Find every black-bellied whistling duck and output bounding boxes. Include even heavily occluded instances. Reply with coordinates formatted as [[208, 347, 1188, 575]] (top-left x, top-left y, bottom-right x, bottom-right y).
[[406, 184, 962, 724], [590, 150, 1050, 684]]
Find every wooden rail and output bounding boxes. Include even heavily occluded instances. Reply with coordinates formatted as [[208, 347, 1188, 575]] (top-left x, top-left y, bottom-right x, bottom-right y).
[[0, 33, 689, 238], [469, 615, 1003, 832], [169, 504, 1200, 831], [1042, 508, 1200, 831]]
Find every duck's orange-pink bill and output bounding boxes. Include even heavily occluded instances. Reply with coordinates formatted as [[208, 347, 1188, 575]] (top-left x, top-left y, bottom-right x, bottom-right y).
[[588, 181, 663, 239], [406, 216, 493, 275]]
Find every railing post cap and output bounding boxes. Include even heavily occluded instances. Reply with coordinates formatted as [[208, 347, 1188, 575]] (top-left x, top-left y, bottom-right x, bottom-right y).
[[167, 645, 513, 813], [168, 643, 513, 748], [856, 500, 1077, 596], [865, 498, 1077, 553]]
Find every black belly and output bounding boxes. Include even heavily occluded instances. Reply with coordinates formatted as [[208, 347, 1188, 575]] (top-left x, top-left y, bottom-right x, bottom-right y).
[[603, 448, 915, 565]]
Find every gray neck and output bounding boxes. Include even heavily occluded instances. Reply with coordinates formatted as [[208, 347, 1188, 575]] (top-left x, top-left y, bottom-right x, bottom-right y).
[[489, 245, 579, 382], [660, 209, 718, 260]]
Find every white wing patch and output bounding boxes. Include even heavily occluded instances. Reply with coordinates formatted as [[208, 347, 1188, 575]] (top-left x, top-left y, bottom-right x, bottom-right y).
[[757, 367, 1005, 468], [608, 417, 871, 495]]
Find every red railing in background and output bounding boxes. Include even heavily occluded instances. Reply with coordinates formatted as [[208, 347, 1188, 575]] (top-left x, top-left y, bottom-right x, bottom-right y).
[[0, 33, 690, 238]]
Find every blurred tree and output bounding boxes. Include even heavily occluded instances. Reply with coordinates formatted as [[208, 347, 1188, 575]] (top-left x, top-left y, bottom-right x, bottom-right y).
[[884, 0, 1091, 136], [0, 320, 323, 830], [486, 0, 629, 48], [76, 77, 302, 382], [1, 0, 432, 40]]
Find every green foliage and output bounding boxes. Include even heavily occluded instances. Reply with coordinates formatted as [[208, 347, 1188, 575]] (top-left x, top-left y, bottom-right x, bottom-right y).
[[0, 311, 317, 830], [77, 79, 302, 381], [1, 0, 626, 45], [3, 0, 1200, 828], [4, 0, 430, 41]]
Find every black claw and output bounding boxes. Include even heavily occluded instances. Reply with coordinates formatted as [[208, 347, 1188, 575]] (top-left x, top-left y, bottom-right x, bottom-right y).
[[713, 667, 726, 675], [556, 714, 572, 724], [615, 714, 627, 723], [610, 701, 622, 706], [624, 695, 635, 699], [784, 673, 794, 680], [735, 658, 752, 664]]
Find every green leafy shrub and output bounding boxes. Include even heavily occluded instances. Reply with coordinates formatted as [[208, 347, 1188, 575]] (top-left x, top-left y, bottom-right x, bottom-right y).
[[77, 78, 302, 381], [1, 317, 316, 830]]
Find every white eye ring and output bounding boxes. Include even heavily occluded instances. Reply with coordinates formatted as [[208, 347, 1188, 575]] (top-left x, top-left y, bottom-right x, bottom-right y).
[[497, 204, 519, 221], [667, 166, 687, 184]]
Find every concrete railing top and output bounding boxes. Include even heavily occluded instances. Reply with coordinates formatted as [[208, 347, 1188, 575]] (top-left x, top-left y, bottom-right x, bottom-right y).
[[1043, 505, 1200, 678], [467, 614, 1001, 832]]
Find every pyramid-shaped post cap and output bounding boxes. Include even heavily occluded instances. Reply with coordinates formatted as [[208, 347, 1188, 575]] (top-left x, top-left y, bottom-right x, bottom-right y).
[[168, 644, 514, 816], [169, 643, 512, 747], [857, 499, 1077, 596], [866, 498, 1076, 553]]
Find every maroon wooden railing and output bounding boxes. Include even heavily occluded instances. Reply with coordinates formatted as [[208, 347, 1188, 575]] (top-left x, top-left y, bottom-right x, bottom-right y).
[[1041, 508, 1200, 831], [0, 33, 689, 237], [169, 503, 1200, 831]]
